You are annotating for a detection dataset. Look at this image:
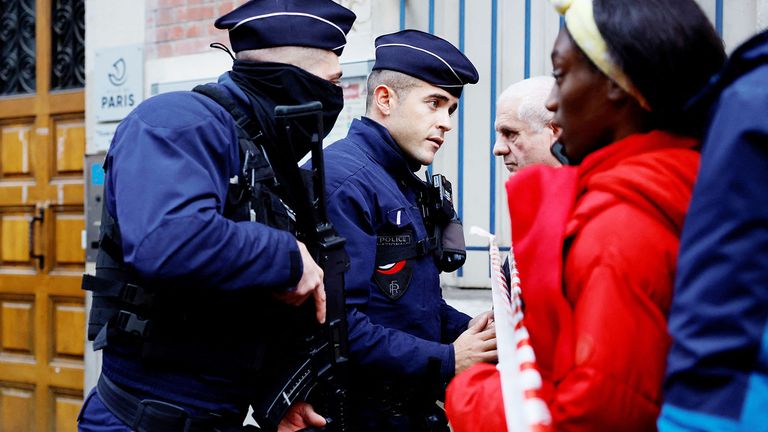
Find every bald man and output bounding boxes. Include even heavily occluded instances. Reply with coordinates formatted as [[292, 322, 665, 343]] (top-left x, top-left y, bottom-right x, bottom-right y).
[[493, 76, 561, 173]]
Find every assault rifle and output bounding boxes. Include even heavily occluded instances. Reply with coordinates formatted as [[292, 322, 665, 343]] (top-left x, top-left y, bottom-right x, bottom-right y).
[[250, 102, 351, 432]]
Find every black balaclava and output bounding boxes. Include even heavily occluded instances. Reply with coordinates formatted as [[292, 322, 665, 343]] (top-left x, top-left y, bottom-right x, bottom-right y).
[[230, 60, 344, 161]]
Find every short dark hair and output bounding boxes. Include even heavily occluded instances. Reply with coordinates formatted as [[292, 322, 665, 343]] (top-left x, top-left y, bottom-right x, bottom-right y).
[[593, 0, 726, 136], [365, 69, 422, 113]]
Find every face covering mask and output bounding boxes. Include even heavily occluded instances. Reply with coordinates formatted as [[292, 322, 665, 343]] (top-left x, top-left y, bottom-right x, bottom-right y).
[[230, 60, 344, 151]]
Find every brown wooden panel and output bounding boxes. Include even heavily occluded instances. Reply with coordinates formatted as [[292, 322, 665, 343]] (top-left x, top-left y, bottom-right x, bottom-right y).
[[0, 185, 30, 207], [54, 215, 85, 266], [51, 297, 85, 359], [0, 297, 35, 355], [1, 215, 31, 265], [49, 92, 85, 116], [58, 182, 84, 206], [53, 120, 85, 175], [1, 126, 32, 177], [0, 97, 35, 120], [0, 366, 36, 389], [51, 389, 81, 432], [0, 384, 34, 432]]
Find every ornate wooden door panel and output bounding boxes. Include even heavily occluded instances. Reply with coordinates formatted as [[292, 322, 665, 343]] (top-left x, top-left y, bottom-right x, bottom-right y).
[[0, 1, 85, 430]]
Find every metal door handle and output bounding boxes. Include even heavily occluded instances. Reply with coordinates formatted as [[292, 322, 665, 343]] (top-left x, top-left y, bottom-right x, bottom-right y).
[[29, 207, 44, 268]]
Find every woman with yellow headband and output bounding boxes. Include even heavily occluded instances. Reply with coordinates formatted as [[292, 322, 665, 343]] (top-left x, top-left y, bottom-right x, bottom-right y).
[[446, 0, 725, 431]]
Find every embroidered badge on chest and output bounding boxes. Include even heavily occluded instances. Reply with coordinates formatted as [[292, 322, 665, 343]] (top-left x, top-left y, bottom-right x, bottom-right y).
[[374, 260, 413, 301]]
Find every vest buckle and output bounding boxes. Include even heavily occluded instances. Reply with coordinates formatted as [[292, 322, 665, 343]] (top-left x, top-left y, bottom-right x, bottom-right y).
[[120, 282, 154, 309], [115, 310, 150, 337]]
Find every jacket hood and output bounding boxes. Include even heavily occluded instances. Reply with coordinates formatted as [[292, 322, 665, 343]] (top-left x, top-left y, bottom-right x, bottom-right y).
[[687, 30, 768, 120]]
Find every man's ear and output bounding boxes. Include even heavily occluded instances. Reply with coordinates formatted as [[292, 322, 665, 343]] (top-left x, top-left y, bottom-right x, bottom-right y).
[[374, 85, 396, 116], [549, 121, 562, 143]]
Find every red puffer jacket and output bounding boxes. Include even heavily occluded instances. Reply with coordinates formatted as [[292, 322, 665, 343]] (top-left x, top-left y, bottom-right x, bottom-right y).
[[446, 131, 699, 431]]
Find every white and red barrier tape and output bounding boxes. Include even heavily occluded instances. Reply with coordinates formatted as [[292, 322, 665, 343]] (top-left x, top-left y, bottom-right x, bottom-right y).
[[471, 226, 552, 432]]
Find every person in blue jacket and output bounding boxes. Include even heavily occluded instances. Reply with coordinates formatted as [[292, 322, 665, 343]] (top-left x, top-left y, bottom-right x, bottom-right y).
[[659, 29, 768, 432], [321, 30, 497, 431], [77, 1, 356, 431]]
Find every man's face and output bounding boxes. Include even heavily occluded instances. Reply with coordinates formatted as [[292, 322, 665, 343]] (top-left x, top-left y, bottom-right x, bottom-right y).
[[493, 97, 559, 173], [386, 82, 459, 166]]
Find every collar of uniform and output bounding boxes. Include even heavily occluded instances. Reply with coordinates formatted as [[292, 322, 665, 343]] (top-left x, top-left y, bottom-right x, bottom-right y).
[[349, 117, 422, 176], [217, 71, 258, 115]]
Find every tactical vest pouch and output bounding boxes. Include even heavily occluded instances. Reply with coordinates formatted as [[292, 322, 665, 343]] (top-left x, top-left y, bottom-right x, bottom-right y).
[[418, 173, 467, 273], [434, 216, 466, 273]]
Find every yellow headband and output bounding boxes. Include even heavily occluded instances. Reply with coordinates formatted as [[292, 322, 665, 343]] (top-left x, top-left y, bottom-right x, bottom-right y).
[[551, 0, 651, 111]]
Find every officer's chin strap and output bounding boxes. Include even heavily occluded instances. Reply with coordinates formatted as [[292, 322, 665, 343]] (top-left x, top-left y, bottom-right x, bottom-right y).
[[210, 42, 236, 61]]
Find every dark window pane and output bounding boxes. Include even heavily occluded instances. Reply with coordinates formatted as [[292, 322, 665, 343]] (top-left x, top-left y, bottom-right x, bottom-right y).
[[0, 0, 37, 96], [51, 0, 85, 91]]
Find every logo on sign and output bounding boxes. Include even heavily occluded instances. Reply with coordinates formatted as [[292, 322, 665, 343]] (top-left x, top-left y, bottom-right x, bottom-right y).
[[108, 58, 127, 86], [101, 56, 135, 110]]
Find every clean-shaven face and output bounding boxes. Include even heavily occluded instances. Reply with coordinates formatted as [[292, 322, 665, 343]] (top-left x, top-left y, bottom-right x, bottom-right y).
[[387, 81, 459, 166]]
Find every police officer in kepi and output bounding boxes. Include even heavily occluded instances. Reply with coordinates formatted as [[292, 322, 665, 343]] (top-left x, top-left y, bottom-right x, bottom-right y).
[[318, 30, 498, 431], [77, 1, 356, 431]]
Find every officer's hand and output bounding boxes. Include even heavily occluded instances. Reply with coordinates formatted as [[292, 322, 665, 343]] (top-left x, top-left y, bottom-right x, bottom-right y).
[[273, 241, 326, 324], [453, 312, 497, 375], [468, 310, 494, 331], [278, 401, 326, 432]]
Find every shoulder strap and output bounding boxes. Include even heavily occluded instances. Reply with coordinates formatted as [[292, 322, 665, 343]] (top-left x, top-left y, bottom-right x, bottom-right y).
[[192, 84, 273, 168], [193, 84, 279, 192], [193, 84, 262, 145]]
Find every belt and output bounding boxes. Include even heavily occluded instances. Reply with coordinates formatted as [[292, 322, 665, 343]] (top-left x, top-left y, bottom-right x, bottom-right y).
[[97, 374, 242, 432]]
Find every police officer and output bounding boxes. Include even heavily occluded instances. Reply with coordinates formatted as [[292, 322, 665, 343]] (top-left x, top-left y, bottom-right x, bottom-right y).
[[320, 30, 498, 431], [77, 1, 355, 431]]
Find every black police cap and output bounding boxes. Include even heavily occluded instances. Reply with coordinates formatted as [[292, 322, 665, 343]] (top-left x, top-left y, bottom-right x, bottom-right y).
[[215, 0, 356, 56], [373, 30, 480, 97]]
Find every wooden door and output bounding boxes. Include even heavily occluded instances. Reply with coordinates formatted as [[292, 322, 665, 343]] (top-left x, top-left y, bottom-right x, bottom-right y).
[[0, 0, 86, 431]]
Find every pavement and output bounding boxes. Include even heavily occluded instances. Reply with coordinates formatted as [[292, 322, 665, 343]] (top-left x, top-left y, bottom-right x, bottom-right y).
[[443, 286, 493, 318]]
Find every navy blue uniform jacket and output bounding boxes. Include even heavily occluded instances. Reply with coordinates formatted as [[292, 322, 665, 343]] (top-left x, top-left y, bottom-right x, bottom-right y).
[[323, 117, 471, 387], [101, 72, 302, 414]]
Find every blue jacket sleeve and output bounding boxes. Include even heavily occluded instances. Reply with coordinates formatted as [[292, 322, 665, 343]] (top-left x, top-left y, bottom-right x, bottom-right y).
[[104, 93, 301, 291], [327, 180, 456, 381], [661, 70, 768, 427], [440, 300, 470, 343]]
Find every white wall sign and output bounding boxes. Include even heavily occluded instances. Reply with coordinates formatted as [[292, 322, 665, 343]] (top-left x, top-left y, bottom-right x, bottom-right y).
[[92, 123, 119, 153], [93, 45, 144, 122]]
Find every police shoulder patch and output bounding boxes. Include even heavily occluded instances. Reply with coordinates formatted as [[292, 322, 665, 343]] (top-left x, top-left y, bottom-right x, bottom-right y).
[[373, 260, 413, 301]]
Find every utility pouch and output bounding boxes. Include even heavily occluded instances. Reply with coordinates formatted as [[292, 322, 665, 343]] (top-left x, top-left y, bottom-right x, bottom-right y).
[[435, 216, 466, 272], [419, 173, 467, 273]]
